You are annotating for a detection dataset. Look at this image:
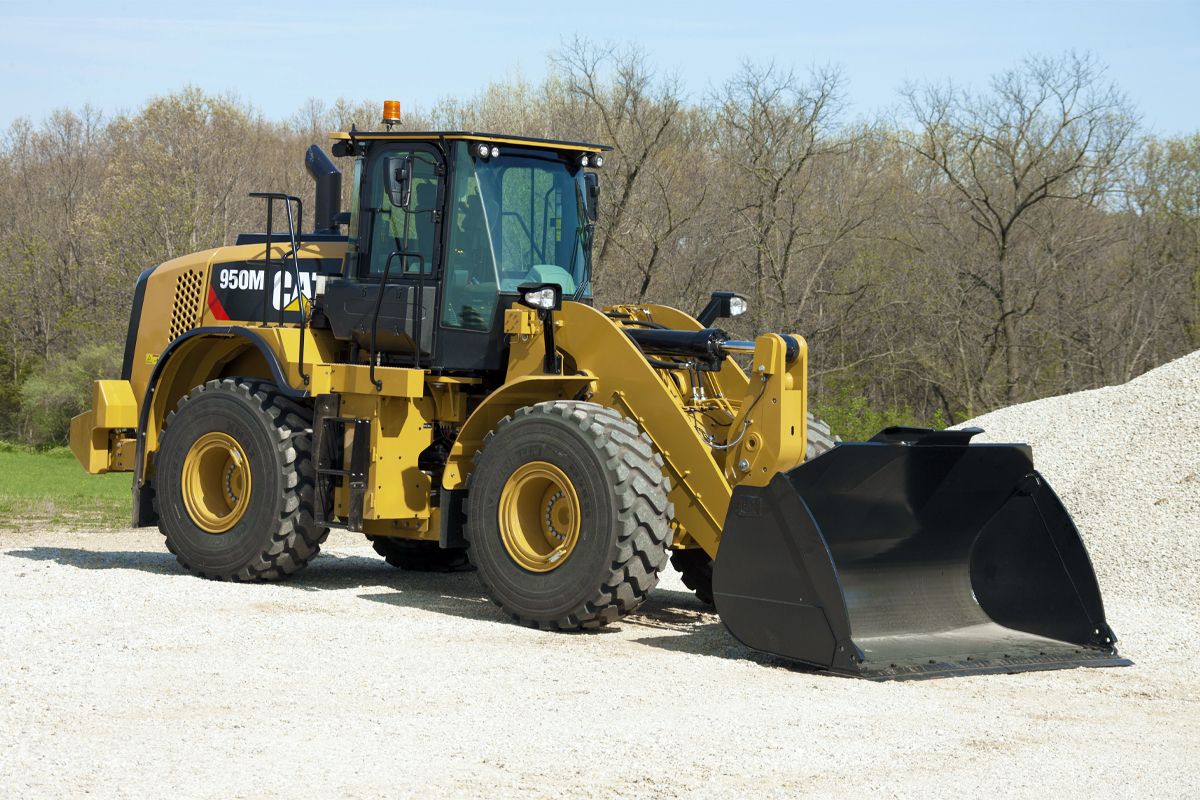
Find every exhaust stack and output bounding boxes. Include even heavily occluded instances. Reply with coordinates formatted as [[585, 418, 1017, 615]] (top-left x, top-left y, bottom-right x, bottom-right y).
[[305, 145, 342, 234]]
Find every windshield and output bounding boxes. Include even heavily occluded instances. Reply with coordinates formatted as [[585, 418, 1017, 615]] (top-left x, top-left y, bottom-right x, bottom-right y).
[[442, 141, 592, 330]]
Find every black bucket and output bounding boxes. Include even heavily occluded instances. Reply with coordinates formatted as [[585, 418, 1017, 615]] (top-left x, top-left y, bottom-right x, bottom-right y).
[[712, 427, 1132, 679]]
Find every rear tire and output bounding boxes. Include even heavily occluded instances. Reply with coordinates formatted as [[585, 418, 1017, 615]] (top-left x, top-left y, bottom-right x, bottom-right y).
[[154, 378, 329, 581], [367, 536, 472, 572], [669, 548, 715, 605], [671, 412, 838, 606], [465, 401, 673, 630]]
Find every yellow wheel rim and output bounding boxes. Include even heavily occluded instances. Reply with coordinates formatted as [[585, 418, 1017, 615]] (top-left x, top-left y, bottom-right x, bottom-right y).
[[181, 431, 252, 534], [498, 461, 581, 572]]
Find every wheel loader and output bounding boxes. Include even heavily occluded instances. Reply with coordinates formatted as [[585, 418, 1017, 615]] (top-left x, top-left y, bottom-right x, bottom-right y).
[[69, 103, 1130, 679]]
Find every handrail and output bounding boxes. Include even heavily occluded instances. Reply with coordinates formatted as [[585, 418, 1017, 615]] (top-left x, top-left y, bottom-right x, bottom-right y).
[[249, 192, 309, 386]]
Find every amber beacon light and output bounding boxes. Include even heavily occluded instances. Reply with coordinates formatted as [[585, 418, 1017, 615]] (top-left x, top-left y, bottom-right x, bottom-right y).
[[382, 100, 401, 128]]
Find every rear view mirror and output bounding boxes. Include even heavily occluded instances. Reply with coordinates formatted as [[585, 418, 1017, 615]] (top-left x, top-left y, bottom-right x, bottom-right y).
[[584, 173, 599, 222], [384, 156, 413, 209]]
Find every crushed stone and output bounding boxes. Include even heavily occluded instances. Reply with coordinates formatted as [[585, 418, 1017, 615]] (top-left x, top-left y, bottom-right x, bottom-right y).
[[954, 349, 1200, 610]]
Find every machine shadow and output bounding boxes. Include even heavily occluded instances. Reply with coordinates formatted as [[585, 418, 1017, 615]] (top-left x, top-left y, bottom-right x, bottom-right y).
[[622, 591, 767, 663], [5, 546, 811, 664], [4, 545, 508, 623], [622, 589, 826, 673]]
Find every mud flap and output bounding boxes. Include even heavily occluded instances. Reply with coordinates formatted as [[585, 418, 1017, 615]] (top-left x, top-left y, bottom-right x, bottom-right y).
[[712, 427, 1132, 679]]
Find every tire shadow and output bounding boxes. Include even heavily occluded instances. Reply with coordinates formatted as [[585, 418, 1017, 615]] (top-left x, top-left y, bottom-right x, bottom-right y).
[[3, 546, 456, 593], [6, 546, 181, 574]]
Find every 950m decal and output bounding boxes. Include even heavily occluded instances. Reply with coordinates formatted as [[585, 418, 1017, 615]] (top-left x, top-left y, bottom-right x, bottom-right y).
[[207, 259, 336, 322]]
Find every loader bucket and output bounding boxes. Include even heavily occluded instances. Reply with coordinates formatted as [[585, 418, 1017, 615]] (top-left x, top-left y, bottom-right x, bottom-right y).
[[712, 427, 1131, 679]]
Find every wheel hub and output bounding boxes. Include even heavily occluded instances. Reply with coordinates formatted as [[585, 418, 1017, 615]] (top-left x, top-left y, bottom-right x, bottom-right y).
[[181, 431, 252, 534], [498, 461, 581, 572]]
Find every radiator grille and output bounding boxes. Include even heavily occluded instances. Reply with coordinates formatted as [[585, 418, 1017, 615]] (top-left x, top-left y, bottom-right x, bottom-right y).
[[168, 269, 205, 341]]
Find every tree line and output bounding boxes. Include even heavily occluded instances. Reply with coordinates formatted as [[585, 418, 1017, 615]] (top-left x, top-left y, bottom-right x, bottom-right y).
[[1, 42, 1196, 444]]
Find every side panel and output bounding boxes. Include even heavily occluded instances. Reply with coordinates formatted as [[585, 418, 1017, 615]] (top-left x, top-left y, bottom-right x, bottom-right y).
[[127, 242, 348, 428], [336, 392, 437, 529], [121, 267, 154, 380], [208, 257, 341, 324], [127, 250, 216, 409]]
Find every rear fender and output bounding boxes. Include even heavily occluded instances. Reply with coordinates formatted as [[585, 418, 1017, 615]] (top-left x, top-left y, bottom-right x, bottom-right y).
[[131, 326, 306, 526]]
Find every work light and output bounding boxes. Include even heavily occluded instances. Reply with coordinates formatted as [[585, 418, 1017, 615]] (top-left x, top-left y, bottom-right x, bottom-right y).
[[520, 286, 562, 311]]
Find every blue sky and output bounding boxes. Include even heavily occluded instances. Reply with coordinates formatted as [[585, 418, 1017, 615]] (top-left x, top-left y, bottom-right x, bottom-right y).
[[1, 0, 1197, 135]]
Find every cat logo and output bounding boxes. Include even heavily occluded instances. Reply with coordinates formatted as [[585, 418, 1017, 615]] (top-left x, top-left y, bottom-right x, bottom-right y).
[[273, 270, 314, 312]]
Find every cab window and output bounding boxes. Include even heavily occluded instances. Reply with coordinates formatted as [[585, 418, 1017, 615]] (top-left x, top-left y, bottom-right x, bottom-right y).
[[443, 143, 498, 329], [364, 148, 441, 278]]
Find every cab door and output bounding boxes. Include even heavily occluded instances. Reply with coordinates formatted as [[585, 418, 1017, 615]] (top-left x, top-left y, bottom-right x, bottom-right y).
[[323, 142, 445, 362]]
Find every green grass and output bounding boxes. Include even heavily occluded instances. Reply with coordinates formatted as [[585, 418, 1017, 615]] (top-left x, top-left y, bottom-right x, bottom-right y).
[[0, 442, 129, 529], [811, 377, 948, 442]]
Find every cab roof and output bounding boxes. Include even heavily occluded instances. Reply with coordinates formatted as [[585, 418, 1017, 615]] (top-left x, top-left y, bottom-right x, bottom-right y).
[[328, 130, 611, 153]]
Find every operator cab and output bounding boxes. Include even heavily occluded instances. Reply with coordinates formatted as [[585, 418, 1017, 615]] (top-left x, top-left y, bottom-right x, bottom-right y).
[[317, 107, 609, 375]]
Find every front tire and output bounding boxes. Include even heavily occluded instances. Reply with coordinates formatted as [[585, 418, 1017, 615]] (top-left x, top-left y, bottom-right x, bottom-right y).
[[465, 401, 673, 630], [154, 378, 328, 581]]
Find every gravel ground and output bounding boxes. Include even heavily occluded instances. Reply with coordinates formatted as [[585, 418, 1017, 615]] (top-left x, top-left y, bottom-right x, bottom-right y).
[[2, 352, 1198, 799]]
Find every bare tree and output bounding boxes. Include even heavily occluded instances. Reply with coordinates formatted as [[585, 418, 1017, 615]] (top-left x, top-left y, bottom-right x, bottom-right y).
[[711, 62, 879, 339], [552, 38, 691, 297], [902, 52, 1138, 404]]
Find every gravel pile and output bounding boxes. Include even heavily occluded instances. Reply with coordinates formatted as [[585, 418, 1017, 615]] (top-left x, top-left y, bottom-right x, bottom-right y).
[[954, 349, 1200, 610], [1, 353, 1197, 798]]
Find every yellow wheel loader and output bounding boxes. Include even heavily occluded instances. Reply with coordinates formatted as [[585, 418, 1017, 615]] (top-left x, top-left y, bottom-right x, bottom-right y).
[[70, 105, 1130, 679]]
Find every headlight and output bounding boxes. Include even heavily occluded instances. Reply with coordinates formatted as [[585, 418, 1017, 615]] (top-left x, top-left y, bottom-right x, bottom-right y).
[[524, 288, 558, 309], [517, 283, 563, 311], [729, 296, 748, 317]]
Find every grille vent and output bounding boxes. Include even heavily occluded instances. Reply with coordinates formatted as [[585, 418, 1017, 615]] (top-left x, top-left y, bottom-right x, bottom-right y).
[[168, 269, 205, 341]]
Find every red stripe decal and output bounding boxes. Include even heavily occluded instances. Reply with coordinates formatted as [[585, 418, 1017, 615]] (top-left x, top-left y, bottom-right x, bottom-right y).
[[207, 285, 230, 321]]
